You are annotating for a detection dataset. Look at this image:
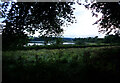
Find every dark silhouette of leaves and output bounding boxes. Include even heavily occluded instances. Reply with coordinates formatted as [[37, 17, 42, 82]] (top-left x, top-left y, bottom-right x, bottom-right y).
[[77, 1, 120, 35], [90, 2, 120, 35], [2, 2, 76, 50]]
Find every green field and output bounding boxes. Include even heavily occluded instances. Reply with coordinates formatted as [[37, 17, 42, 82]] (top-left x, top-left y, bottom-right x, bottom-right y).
[[3, 46, 120, 82]]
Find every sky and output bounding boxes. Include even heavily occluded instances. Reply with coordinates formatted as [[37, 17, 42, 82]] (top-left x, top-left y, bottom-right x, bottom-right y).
[[0, 2, 106, 38], [62, 3, 105, 38]]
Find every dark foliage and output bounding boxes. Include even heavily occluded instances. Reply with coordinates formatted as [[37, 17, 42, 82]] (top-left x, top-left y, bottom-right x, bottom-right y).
[[104, 34, 120, 43], [90, 2, 120, 35], [2, 2, 76, 50], [73, 35, 120, 45], [77, 1, 120, 35]]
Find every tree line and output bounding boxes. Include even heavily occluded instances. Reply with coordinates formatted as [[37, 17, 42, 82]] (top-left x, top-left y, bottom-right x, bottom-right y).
[[73, 34, 120, 45]]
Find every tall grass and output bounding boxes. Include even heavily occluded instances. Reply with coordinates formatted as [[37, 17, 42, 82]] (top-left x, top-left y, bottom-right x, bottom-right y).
[[3, 46, 120, 82]]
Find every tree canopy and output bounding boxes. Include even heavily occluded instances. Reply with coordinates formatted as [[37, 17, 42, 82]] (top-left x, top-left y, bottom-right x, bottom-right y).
[[2, 2, 76, 36], [2, 2, 76, 50], [79, 2, 120, 35]]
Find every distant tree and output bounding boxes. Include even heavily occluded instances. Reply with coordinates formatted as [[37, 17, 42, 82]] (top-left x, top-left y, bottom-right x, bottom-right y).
[[2, 2, 76, 50], [94, 36, 98, 42], [73, 37, 86, 45], [95, 36, 98, 39], [104, 34, 120, 43], [75, 40, 84, 45], [55, 37, 63, 45]]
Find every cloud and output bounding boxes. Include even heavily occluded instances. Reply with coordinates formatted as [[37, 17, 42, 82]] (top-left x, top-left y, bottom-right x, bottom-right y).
[[63, 3, 105, 38]]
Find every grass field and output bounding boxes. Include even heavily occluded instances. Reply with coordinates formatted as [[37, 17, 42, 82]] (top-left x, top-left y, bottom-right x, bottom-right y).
[[3, 46, 120, 82]]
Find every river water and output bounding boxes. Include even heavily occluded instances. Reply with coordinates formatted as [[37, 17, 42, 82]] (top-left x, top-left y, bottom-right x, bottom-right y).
[[27, 41, 75, 46]]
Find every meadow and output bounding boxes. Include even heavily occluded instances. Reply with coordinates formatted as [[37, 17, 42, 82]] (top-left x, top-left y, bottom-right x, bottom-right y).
[[3, 46, 120, 82]]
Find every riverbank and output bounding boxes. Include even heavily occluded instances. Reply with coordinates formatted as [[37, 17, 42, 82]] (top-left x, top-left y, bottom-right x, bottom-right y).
[[15, 44, 120, 51], [4, 42, 120, 51]]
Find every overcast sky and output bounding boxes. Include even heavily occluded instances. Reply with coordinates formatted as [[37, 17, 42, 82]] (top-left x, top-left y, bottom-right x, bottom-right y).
[[0, 2, 106, 38], [62, 3, 105, 38]]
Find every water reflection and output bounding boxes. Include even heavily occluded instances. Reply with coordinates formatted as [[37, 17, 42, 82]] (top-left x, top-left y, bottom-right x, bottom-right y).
[[27, 42, 75, 46]]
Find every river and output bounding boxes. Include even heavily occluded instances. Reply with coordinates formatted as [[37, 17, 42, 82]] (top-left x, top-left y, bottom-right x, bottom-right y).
[[27, 41, 75, 46]]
